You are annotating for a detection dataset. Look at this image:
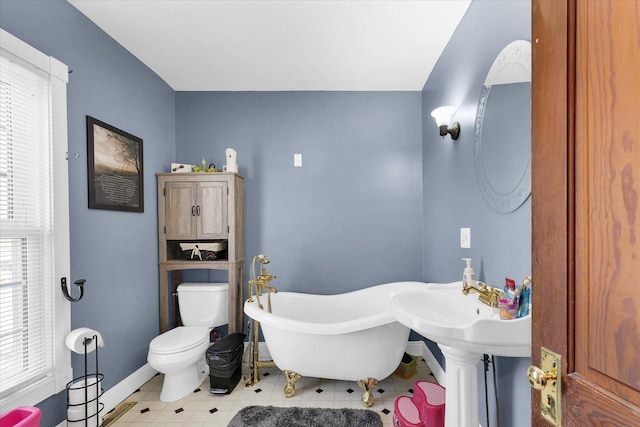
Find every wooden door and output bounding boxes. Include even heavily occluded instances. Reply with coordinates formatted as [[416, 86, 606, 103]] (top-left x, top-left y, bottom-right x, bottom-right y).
[[532, 0, 640, 425], [164, 181, 197, 240], [197, 181, 228, 239]]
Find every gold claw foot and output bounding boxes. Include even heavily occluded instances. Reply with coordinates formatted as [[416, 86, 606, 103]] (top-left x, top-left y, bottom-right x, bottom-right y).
[[283, 371, 301, 398], [357, 378, 378, 407]]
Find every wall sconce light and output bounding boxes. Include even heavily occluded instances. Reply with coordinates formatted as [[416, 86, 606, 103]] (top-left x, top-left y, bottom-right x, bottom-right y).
[[430, 106, 460, 140]]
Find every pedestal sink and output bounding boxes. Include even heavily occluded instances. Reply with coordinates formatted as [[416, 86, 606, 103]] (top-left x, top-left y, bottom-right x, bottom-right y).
[[390, 282, 531, 427]]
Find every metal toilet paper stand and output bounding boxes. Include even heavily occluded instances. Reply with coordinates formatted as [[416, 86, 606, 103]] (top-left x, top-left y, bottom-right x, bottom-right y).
[[66, 335, 104, 426]]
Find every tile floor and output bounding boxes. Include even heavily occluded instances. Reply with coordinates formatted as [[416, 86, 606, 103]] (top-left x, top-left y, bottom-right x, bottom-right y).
[[104, 356, 437, 427]]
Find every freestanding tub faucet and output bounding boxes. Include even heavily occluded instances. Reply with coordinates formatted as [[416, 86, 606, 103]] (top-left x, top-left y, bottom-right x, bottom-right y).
[[246, 254, 277, 386], [248, 254, 277, 311]]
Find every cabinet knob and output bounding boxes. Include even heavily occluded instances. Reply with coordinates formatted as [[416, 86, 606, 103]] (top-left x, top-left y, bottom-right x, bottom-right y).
[[191, 205, 196, 216]]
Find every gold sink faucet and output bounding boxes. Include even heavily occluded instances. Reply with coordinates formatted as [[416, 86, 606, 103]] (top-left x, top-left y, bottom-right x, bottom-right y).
[[462, 280, 504, 308]]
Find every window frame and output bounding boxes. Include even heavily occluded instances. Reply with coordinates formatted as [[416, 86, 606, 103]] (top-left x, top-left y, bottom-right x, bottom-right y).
[[0, 28, 72, 408]]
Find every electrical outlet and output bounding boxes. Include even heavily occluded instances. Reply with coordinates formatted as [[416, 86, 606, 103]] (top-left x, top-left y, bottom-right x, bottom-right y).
[[460, 228, 471, 248], [294, 153, 302, 167]]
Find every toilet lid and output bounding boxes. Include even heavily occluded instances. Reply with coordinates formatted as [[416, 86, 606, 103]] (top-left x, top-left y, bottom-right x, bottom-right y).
[[150, 326, 209, 355]]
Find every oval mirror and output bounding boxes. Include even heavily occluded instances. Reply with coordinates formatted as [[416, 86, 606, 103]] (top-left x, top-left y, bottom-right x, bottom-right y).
[[474, 40, 531, 213]]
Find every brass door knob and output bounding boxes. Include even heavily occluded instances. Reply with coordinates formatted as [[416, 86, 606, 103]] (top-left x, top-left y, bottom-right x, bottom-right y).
[[530, 348, 562, 426], [527, 364, 557, 390]]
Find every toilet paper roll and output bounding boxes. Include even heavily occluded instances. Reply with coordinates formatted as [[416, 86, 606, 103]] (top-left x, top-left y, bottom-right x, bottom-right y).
[[67, 403, 102, 426], [67, 376, 102, 405], [65, 328, 105, 354], [67, 401, 99, 416]]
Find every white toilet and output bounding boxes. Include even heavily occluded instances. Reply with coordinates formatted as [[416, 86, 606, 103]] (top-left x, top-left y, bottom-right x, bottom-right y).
[[147, 282, 229, 402]]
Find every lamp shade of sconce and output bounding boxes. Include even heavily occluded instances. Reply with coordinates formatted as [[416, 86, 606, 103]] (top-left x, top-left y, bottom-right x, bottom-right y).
[[431, 106, 461, 140]]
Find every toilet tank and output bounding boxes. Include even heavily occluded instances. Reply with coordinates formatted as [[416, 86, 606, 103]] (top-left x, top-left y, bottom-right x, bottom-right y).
[[177, 283, 229, 327]]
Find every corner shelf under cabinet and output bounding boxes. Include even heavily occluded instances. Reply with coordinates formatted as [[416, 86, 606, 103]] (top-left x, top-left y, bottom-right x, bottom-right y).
[[157, 172, 244, 334]]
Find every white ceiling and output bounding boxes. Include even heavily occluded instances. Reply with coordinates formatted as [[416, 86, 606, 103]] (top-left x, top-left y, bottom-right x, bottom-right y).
[[67, 0, 471, 91]]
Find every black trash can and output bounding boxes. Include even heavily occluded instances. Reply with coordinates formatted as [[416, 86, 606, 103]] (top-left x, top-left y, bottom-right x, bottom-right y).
[[205, 333, 245, 394]]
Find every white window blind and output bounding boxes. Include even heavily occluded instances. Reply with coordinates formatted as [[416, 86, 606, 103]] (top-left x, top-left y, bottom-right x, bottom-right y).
[[0, 48, 55, 397], [0, 29, 71, 408]]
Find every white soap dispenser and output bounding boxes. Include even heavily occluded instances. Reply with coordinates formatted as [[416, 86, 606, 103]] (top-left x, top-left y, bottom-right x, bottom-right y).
[[462, 258, 475, 288]]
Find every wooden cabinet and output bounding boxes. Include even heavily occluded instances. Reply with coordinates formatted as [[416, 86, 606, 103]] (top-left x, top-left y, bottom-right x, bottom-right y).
[[157, 172, 244, 334], [164, 181, 228, 240]]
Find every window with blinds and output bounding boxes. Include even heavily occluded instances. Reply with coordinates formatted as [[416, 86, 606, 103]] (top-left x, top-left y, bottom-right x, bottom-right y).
[[0, 49, 55, 397], [0, 29, 71, 408]]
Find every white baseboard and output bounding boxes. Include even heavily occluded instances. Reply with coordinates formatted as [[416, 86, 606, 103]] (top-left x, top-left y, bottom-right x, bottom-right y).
[[101, 363, 158, 414], [405, 340, 446, 387]]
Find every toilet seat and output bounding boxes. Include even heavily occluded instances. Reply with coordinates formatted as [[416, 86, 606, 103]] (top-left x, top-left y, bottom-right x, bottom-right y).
[[149, 326, 209, 355]]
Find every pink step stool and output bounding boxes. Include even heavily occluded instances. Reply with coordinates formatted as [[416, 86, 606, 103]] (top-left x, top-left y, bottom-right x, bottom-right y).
[[393, 381, 445, 427], [0, 406, 41, 427], [394, 396, 423, 427], [413, 381, 445, 427]]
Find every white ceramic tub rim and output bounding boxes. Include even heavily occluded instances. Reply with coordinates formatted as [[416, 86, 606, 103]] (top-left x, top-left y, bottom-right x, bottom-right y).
[[243, 281, 441, 335]]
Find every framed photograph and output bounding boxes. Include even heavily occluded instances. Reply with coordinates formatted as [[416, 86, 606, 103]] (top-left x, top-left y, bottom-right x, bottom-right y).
[[87, 116, 144, 212]]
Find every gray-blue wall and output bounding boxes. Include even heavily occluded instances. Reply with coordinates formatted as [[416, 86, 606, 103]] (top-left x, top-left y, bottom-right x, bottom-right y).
[[0, 1, 175, 426], [421, 1, 532, 426], [175, 91, 424, 293]]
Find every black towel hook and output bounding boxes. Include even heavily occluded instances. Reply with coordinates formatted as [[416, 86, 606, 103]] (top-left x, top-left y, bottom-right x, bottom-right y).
[[61, 277, 87, 302]]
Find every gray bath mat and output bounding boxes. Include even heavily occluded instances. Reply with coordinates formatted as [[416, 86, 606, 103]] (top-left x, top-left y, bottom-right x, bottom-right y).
[[227, 405, 383, 427]]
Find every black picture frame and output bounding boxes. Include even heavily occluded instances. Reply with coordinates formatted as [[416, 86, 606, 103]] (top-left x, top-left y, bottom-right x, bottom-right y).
[[87, 116, 144, 212]]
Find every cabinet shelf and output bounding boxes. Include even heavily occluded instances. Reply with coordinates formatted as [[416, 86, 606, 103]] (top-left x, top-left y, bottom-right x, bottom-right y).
[[157, 172, 244, 334], [160, 260, 232, 269], [165, 239, 228, 262]]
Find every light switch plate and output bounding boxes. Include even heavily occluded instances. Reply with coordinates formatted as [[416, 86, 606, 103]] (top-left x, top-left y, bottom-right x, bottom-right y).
[[460, 228, 471, 248], [294, 153, 302, 167]]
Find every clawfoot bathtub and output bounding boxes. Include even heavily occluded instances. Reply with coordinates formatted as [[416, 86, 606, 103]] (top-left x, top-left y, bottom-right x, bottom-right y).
[[243, 281, 428, 406]]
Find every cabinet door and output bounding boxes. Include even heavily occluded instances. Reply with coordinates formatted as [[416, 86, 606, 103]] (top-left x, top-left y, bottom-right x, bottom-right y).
[[165, 182, 197, 240], [197, 181, 228, 239]]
